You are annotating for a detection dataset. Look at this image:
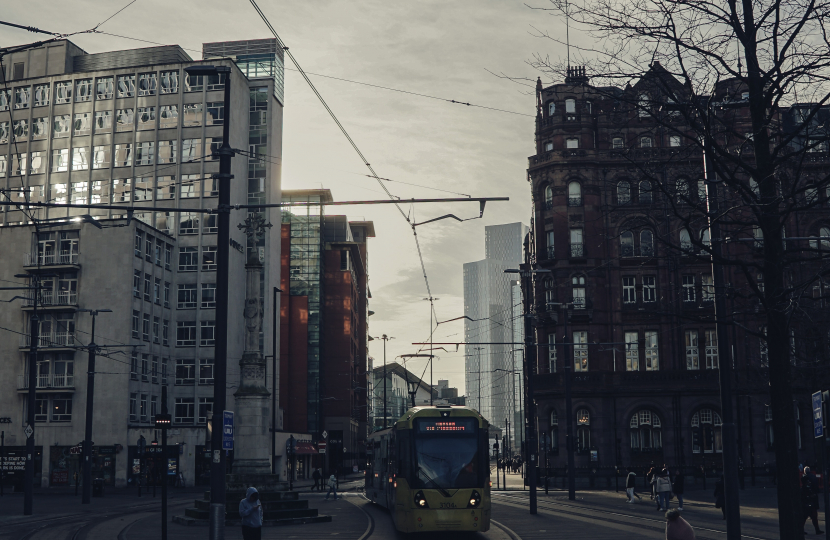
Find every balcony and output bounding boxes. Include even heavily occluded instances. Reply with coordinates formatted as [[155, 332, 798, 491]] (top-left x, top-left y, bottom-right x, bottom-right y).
[[570, 243, 585, 258], [19, 332, 76, 349], [23, 290, 78, 309], [546, 247, 555, 260], [18, 373, 75, 390], [567, 196, 582, 207], [24, 251, 80, 270]]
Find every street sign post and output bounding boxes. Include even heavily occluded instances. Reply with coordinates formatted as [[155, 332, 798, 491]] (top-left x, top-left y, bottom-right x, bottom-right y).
[[222, 411, 234, 451]]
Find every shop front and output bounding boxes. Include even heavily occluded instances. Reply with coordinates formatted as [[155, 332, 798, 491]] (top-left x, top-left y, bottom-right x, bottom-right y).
[[1, 446, 43, 490], [49, 445, 119, 486], [127, 444, 180, 487]]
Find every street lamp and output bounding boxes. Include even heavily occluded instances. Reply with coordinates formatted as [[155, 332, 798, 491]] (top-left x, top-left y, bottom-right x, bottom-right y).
[[154, 386, 172, 540], [406, 378, 418, 408], [76, 308, 111, 505], [370, 335, 394, 429], [185, 63, 232, 540]]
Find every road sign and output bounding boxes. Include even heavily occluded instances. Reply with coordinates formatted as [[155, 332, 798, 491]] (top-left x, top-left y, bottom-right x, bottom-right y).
[[222, 410, 234, 450], [318, 441, 327, 454], [23, 425, 33, 438], [322, 430, 328, 439], [813, 391, 823, 438]]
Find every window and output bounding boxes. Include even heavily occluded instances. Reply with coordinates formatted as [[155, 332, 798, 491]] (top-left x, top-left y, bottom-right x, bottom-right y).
[[53, 81, 72, 104], [644, 331, 659, 370], [565, 99, 576, 113], [33, 84, 50, 106], [572, 275, 586, 309], [143, 273, 151, 301], [162, 320, 169, 346], [75, 79, 92, 102], [200, 321, 215, 346], [209, 137, 223, 160], [51, 115, 69, 139], [160, 70, 179, 94], [184, 74, 204, 92], [137, 107, 156, 130], [96, 77, 113, 100], [705, 329, 719, 369], [638, 94, 649, 117], [570, 229, 584, 258], [135, 141, 155, 165], [165, 244, 172, 270], [203, 214, 218, 234], [159, 105, 178, 129], [544, 142, 553, 152], [682, 275, 695, 302], [617, 181, 631, 204], [174, 398, 195, 424], [117, 75, 135, 97], [702, 275, 714, 302], [620, 231, 634, 257], [31, 117, 47, 140], [13, 119, 28, 141], [93, 111, 113, 134], [113, 179, 132, 203], [138, 73, 157, 96], [676, 179, 690, 203], [201, 283, 216, 308], [154, 279, 161, 305], [630, 410, 662, 450], [152, 355, 159, 383], [202, 247, 217, 271], [753, 226, 764, 249], [547, 333, 557, 372], [691, 408, 722, 454], [685, 330, 699, 370], [135, 231, 144, 258], [0, 89, 8, 111], [568, 182, 581, 206], [29, 151, 45, 174], [669, 135, 681, 147], [116, 109, 134, 132], [643, 276, 656, 303], [157, 140, 177, 164], [566, 138, 579, 149], [625, 332, 639, 371], [129, 393, 137, 421], [163, 282, 170, 308], [91, 146, 111, 170], [142, 314, 150, 341], [640, 136, 652, 148], [183, 104, 203, 127], [545, 278, 555, 308], [622, 277, 636, 304], [639, 230, 654, 257], [198, 397, 214, 424], [132, 310, 140, 339], [179, 247, 198, 271], [679, 228, 692, 252], [759, 326, 768, 367], [155, 240, 163, 266], [612, 137, 624, 149], [179, 213, 200, 234], [133, 269, 141, 295], [13, 86, 29, 109], [71, 148, 90, 171], [140, 394, 148, 421], [175, 358, 195, 385], [544, 185, 553, 209], [573, 331, 588, 371], [207, 101, 224, 125], [162, 358, 168, 383], [548, 102, 555, 116], [576, 409, 590, 451], [809, 227, 830, 251], [73, 113, 92, 136], [178, 283, 197, 309], [177, 321, 197, 347], [151, 395, 158, 417], [546, 230, 555, 259], [199, 358, 214, 384]]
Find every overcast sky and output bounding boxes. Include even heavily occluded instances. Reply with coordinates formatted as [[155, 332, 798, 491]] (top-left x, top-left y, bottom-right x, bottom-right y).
[[2, 0, 574, 395]]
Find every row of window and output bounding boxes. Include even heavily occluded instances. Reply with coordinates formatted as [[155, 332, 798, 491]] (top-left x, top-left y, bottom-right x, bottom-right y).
[[543, 273, 713, 308], [175, 358, 214, 386], [0, 72, 223, 111], [132, 271, 171, 307], [129, 353, 167, 383], [129, 393, 214, 424], [0, 103, 223, 143], [134, 231, 173, 267], [541, 135, 683, 152], [131, 310, 169, 345], [0, 138, 221, 176]]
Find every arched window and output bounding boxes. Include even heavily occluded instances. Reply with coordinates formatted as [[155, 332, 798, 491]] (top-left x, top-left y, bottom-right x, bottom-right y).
[[546, 230, 555, 259], [630, 410, 662, 451], [572, 275, 586, 308], [544, 277, 556, 306], [620, 231, 634, 257], [638, 94, 650, 117], [549, 409, 559, 454], [691, 408, 723, 454], [639, 180, 653, 203], [576, 409, 591, 451], [676, 178, 690, 203], [568, 182, 582, 206], [548, 102, 555, 116], [544, 185, 553, 210], [809, 226, 830, 251], [551, 409, 559, 426], [679, 228, 692, 251], [617, 181, 631, 204], [700, 229, 711, 252], [565, 98, 576, 113], [640, 136, 653, 148], [640, 230, 654, 257]]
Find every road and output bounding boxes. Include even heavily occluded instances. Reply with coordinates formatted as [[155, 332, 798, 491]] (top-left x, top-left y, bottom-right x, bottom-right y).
[[0, 476, 795, 539]]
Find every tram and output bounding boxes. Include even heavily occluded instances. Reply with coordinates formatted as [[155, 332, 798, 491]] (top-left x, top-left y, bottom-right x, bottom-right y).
[[365, 405, 491, 533]]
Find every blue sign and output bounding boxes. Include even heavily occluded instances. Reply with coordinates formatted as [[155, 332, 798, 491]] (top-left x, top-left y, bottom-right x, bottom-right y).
[[812, 392, 823, 438], [222, 410, 234, 450]]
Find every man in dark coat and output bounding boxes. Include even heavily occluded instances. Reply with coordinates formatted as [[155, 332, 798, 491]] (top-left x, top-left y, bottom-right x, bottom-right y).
[[714, 476, 725, 519], [311, 468, 322, 492], [802, 467, 823, 535], [673, 472, 685, 511]]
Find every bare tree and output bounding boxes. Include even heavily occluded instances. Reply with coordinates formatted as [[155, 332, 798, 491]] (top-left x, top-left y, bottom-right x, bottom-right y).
[[527, 0, 830, 537]]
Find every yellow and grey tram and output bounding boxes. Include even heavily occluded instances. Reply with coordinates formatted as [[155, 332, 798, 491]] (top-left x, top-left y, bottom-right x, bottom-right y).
[[365, 405, 491, 533]]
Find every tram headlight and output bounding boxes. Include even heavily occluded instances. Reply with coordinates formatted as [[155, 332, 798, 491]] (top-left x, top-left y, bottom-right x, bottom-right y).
[[414, 490, 429, 508], [468, 490, 482, 508]]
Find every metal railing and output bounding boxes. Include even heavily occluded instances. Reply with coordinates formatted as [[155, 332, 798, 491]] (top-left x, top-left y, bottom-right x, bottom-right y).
[[25, 251, 80, 266], [570, 243, 584, 258], [17, 373, 75, 389], [567, 196, 582, 207], [19, 332, 76, 348], [25, 290, 78, 307]]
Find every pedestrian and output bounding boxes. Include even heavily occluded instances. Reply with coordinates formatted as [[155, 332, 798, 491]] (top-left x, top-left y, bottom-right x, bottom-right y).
[[626, 469, 641, 502], [665, 508, 696, 540], [801, 466, 824, 535], [714, 476, 725, 519], [239, 486, 263, 540], [647, 464, 657, 500], [325, 474, 338, 500], [655, 469, 673, 511], [673, 471, 685, 511], [312, 467, 321, 492]]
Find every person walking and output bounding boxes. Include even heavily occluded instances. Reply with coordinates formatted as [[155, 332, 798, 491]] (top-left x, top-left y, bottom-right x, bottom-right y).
[[325, 474, 338, 500], [714, 476, 726, 519], [626, 469, 641, 502], [665, 508, 696, 540], [801, 466, 824, 535], [673, 471, 685, 511], [312, 467, 322, 492], [655, 469, 673, 511], [239, 486, 263, 540], [647, 464, 657, 500]]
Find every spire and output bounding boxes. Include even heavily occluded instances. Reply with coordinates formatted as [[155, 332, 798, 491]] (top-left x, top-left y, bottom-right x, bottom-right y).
[[536, 77, 543, 116]]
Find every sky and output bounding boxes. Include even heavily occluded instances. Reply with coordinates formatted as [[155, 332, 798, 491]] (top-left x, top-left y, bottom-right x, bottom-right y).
[[1, 0, 574, 395]]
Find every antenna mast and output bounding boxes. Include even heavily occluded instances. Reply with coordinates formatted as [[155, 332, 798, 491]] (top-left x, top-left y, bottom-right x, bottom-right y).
[[566, 0, 571, 70]]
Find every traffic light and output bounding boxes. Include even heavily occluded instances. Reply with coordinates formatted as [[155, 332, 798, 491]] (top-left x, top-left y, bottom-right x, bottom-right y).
[[154, 413, 172, 428]]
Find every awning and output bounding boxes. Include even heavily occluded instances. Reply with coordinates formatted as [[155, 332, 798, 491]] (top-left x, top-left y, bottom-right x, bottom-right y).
[[295, 441, 317, 455]]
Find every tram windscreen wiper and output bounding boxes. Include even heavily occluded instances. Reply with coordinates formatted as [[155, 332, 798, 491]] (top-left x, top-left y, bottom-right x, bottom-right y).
[[417, 467, 452, 497]]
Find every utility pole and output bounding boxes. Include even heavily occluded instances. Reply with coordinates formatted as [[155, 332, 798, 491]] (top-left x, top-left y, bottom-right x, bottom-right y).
[[22, 273, 41, 516], [271, 286, 282, 475], [78, 308, 111, 505], [186, 63, 233, 540], [423, 297, 439, 404], [154, 386, 171, 540], [703, 145, 741, 539], [376, 335, 393, 428], [561, 304, 575, 500]]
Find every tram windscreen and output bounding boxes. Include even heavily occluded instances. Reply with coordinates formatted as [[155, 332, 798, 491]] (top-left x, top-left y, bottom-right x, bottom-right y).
[[413, 418, 480, 489]]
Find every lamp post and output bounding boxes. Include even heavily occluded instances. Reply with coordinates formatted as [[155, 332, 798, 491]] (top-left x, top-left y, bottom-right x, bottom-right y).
[[271, 286, 283, 475], [406, 379, 418, 408], [493, 439, 500, 490], [154, 388, 172, 540], [77, 308, 111, 505], [185, 63, 233, 540], [548, 302, 576, 501], [371, 335, 394, 428]]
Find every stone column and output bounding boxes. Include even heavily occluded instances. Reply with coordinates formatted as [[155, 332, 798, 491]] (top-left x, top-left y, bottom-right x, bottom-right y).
[[232, 214, 272, 474]]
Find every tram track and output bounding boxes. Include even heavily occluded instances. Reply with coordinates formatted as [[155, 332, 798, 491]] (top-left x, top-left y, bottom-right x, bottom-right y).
[[491, 492, 775, 540]]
